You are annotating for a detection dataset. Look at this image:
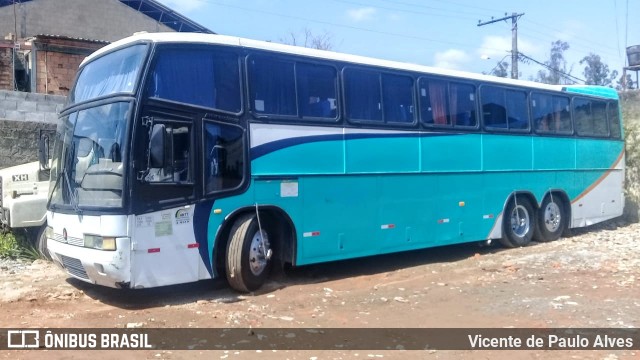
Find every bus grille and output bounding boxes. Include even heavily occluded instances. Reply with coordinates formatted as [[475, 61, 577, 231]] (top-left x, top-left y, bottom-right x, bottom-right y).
[[60, 255, 89, 280], [53, 233, 84, 247]]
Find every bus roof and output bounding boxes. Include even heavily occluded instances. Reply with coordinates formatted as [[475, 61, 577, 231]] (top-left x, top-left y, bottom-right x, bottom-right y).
[[86, 32, 609, 96]]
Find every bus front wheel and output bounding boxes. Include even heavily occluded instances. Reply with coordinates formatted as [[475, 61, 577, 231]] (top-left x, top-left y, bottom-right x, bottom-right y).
[[499, 196, 535, 248], [225, 213, 272, 293]]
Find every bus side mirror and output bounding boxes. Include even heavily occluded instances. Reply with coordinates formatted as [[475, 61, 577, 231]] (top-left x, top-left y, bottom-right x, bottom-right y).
[[149, 124, 166, 168], [38, 134, 50, 170]]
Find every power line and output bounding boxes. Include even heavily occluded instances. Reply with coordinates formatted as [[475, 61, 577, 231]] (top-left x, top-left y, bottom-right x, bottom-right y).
[[199, 0, 507, 53], [518, 52, 585, 84], [478, 12, 524, 79]]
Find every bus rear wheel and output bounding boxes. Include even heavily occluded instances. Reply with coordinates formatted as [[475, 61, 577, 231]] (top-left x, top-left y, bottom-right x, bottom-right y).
[[225, 213, 272, 293], [534, 195, 566, 242], [499, 196, 535, 248]]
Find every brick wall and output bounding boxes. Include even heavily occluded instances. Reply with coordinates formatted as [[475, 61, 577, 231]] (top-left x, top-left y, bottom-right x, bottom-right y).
[[36, 50, 86, 95], [0, 90, 65, 169], [0, 46, 12, 91]]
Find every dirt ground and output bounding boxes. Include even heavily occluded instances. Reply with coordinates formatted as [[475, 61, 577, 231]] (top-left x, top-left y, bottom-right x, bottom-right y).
[[1, 219, 638, 359]]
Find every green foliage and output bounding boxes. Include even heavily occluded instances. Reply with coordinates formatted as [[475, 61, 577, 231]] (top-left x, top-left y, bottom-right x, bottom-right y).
[[622, 93, 640, 220], [0, 230, 42, 261], [535, 40, 573, 85], [0, 231, 21, 259], [580, 53, 618, 86]]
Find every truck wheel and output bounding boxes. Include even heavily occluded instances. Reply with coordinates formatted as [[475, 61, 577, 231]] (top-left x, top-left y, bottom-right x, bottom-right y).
[[225, 214, 272, 293], [36, 224, 51, 260]]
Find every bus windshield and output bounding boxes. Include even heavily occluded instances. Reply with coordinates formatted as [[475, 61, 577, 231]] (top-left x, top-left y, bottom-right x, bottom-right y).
[[71, 44, 148, 104], [49, 102, 130, 210]]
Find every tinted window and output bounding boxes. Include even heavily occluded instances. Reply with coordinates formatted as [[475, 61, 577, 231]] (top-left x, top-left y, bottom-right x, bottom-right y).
[[481, 86, 507, 129], [574, 98, 609, 137], [249, 57, 297, 116], [344, 69, 382, 122], [506, 89, 529, 129], [297, 63, 337, 119], [533, 94, 572, 134], [73, 44, 147, 104], [609, 102, 621, 139], [204, 121, 244, 194], [147, 48, 241, 112], [419, 78, 449, 125], [450, 83, 477, 127], [419, 78, 476, 128], [382, 74, 415, 123], [592, 101, 608, 136], [482, 86, 529, 130]]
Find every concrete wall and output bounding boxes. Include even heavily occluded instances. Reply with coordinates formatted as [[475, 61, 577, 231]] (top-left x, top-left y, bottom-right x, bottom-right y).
[[0, 90, 64, 169], [0, 0, 173, 42]]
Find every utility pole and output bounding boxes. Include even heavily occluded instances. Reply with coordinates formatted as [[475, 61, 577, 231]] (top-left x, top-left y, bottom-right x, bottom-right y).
[[478, 12, 525, 79]]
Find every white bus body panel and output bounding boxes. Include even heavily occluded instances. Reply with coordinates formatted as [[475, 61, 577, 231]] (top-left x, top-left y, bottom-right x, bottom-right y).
[[571, 156, 625, 228], [130, 205, 212, 288], [47, 206, 213, 289]]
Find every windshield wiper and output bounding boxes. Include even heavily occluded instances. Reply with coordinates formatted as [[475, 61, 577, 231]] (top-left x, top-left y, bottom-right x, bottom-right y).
[[63, 169, 82, 214]]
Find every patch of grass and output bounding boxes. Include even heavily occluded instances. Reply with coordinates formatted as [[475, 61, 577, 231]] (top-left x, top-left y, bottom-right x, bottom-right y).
[[0, 230, 42, 261]]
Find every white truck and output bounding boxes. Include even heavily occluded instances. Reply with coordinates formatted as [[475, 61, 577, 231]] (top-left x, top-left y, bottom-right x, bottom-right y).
[[0, 160, 50, 258]]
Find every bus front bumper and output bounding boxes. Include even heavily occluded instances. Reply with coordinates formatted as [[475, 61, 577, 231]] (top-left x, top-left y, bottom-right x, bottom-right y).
[[47, 237, 132, 288]]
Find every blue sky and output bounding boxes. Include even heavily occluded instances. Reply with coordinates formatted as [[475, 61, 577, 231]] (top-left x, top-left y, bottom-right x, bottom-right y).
[[157, 0, 638, 83]]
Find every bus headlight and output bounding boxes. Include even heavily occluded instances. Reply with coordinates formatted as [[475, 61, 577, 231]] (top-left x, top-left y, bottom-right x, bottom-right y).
[[84, 234, 117, 251], [45, 226, 54, 239]]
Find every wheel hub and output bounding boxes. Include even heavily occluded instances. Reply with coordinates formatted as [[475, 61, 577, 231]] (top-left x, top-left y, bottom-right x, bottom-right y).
[[510, 205, 530, 238], [249, 229, 270, 276], [543, 202, 561, 232]]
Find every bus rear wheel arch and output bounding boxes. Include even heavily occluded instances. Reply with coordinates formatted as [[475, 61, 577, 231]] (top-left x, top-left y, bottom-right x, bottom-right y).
[[534, 192, 569, 242], [499, 194, 536, 248]]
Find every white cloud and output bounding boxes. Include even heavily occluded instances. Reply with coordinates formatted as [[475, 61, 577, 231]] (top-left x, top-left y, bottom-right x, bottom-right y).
[[347, 7, 377, 22], [157, 0, 204, 14], [476, 35, 541, 60], [433, 49, 470, 70]]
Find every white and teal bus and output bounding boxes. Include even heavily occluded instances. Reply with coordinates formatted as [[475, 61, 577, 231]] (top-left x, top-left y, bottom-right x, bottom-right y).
[[45, 33, 624, 292]]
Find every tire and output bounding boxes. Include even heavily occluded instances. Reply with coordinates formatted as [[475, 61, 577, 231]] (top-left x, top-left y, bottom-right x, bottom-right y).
[[534, 195, 566, 242], [225, 213, 272, 293], [35, 224, 51, 260], [499, 196, 535, 248]]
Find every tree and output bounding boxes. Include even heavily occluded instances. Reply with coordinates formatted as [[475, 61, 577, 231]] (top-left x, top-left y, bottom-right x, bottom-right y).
[[617, 73, 636, 90], [535, 40, 574, 85], [279, 28, 334, 51], [580, 53, 617, 86]]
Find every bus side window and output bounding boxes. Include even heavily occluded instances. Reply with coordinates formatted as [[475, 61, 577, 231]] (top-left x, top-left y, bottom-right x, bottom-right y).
[[574, 98, 593, 136], [419, 77, 449, 126], [450, 82, 476, 127], [145, 123, 192, 184], [382, 73, 414, 123], [249, 56, 297, 116], [609, 102, 621, 139], [297, 63, 337, 119], [204, 121, 244, 194], [481, 86, 507, 129], [344, 68, 382, 122]]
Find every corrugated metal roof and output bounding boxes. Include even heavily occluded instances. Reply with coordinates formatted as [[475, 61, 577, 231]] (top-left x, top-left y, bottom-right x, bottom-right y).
[[1, 0, 214, 34], [33, 34, 111, 44], [118, 0, 214, 34], [0, 0, 34, 7]]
